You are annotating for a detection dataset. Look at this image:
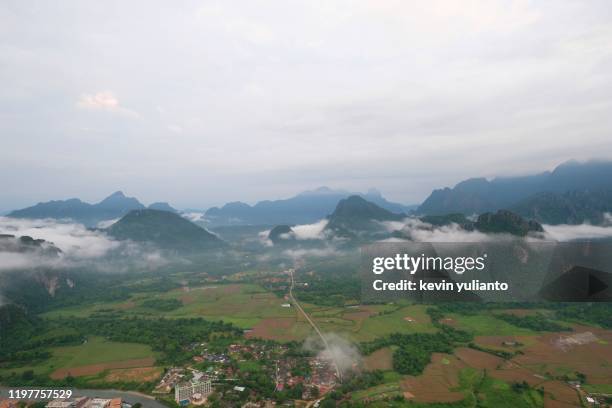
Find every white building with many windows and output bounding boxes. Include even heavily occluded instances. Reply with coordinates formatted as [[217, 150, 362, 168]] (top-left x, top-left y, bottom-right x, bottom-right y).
[[175, 379, 212, 405]]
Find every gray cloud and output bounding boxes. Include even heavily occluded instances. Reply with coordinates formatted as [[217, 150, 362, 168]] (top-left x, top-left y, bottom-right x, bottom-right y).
[[543, 221, 612, 241], [382, 216, 612, 243], [0, 217, 167, 271], [0, 217, 119, 260], [2, 1, 612, 210], [380, 218, 499, 242]]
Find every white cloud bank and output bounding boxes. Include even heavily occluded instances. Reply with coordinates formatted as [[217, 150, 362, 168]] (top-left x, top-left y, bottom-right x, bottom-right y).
[[382, 217, 612, 243], [292, 219, 329, 240], [0, 217, 171, 272], [543, 223, 612, 241], [380, 218, 498, 243], [0, 217, 119, 259], [259, 219, 330, 246]]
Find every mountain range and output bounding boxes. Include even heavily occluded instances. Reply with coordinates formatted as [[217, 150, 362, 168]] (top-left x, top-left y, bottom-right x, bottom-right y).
[[512, 189, 612, 225], [6, 159, 612, 228], [418, 160, 612, 217], [8, 192, 177, 227], [204, 187, 416, 226]]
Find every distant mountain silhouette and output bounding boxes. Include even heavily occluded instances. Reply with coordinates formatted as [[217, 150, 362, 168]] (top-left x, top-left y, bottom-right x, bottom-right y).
[[512, 189, 612, 225], [108, 209, 223, 251], [418, 160, 612, 218], [9, 191, 145, 227], [205, 187, 415, 226], [325, 195, 405, 238]]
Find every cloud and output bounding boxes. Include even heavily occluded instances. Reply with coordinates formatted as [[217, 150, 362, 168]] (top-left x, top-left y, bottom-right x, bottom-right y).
[[0, 251, 62, 271], [0, 217, 172, 273], [2, 1, 612, 210], [543, 222, 612, 241], [382, 216, 612, 243], [292, 219, 329, 240], [257, 229, 274, 247], [196, 4, 275, 45], [167, 124, 183, 133], [258, 219, 330, 247], [96, 218, 119, 229], [0, 217, 169, 272], [0, 217, 119, 259], [77, 91, 140, 118], [182, 212, 205, 222], [380, 218, 492, 242]]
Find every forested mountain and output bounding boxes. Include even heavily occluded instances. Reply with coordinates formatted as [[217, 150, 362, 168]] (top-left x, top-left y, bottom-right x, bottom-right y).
[[418, 160, 612, 216], [0, 234, 62, 257], [147, 202, 178, 213], [416, 210, 543, 236], [324, 195, 405, 238], [108, 209, 224, 251], [512, 189, 612, 225], [473, 210, 544, 236]]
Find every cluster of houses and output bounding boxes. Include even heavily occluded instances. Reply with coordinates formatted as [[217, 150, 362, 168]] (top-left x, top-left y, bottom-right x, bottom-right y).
[[276, 356, 338, 398], [150, 341, 340, 405]]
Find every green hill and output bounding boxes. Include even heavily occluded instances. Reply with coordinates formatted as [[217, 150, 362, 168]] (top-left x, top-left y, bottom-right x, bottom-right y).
[[325, 195, 405, 238], [474, 210, 544, 236], [108, 209, 223, 251]]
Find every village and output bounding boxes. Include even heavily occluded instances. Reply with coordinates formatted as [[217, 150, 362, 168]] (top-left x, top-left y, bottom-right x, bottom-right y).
[[150, 340, 340, 406]]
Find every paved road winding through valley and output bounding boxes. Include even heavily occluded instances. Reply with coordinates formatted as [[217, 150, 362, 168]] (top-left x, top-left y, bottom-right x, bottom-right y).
[[288, 268, 343, 383]]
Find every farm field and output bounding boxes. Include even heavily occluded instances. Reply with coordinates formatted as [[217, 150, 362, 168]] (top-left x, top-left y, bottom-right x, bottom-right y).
[[0, 337, 158, 379], [304, 303, 438, 342], [31, 279, 612, 406], [43, 284, 297, 329], [40, 285, 444, 343], [443, 312, 539, 336], [361, 324, 612, 406]]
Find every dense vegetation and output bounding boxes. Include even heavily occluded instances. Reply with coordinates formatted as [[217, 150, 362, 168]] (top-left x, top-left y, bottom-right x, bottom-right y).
[[553, 302, 612, 328], [0, 304, 80, 364], [360, 310, 472, 376], [0, 302, 240, 369], [57, 316, 240, 364], [294, 276, 361, 306], [140, 298, 183, 311], [496, 313, 571, 332]]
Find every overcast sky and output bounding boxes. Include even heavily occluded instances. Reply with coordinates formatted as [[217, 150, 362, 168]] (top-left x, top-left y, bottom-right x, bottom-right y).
[[2, 0, 612, 211]]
